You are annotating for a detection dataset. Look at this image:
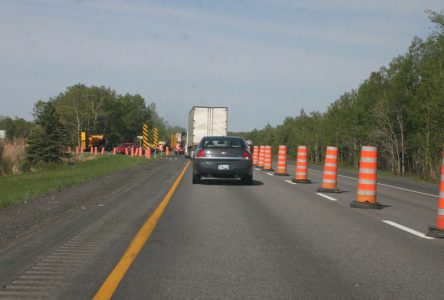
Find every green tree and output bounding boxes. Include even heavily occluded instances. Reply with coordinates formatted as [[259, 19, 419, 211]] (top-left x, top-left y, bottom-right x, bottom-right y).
[[27, 102, 67, 164]]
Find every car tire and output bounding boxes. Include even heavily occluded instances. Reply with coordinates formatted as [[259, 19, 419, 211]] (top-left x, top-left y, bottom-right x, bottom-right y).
[[241, 175, 253, 185], [192, 174, 201, 184]]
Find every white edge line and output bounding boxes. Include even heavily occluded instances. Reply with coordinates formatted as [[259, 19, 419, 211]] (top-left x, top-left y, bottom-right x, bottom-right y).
[[267, 173, 274, 176], [308, 168, 438, 198], [316, 193, 337, 201], [377, 183, 438, 198], [285, 180, 297, 185], [383, 220, 434, 240]]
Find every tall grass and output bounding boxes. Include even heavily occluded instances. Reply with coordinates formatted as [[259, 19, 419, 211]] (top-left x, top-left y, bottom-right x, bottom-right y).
[[0, 138, 26, 175]]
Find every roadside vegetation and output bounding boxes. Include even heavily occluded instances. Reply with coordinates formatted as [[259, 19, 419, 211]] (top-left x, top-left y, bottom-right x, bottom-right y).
[[0, 86, 184, 207], [0, 155, 149, 208], [233, 11, 444, 182]]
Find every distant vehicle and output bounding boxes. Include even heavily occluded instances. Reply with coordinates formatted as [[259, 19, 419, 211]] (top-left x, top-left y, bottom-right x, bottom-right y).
[[192, 136, 253, 184], [186, 106, 228, 158], [115, 143, 140, 154]]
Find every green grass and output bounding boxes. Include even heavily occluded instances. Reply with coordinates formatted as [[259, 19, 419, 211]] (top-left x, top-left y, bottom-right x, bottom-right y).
[[0, 155, 150, 208]]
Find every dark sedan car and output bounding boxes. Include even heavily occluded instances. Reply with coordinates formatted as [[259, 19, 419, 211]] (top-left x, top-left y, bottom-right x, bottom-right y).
[[192, 136, 253, 184]]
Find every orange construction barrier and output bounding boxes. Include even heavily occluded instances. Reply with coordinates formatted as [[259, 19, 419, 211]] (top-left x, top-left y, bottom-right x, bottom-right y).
[[258, 146, 265, 169], [113, 147, 116, 155], [253, 146, 259, 166], [137, 147, 142, 157], [94, 147, 98, 155], [292, 145, 311, 183], [130, 147, 134, 157], [427, 150, 444, 238], [317, 146, 340, 193], [145, 147, 151, 159], [274, 145, 288, 176], [263, 146, 273, 171], [125, 147, 129, 155], [350, 146, 382, 209], [101, 147, 105, 155]]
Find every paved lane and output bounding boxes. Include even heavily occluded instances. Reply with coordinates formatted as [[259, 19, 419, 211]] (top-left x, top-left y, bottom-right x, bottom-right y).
[[0, 159, 187, 299], [113, 166, 444, 299]]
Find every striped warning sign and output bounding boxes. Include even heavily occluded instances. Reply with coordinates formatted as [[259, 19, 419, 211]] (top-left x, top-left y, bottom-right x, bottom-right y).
[[153, 128, 158, 149], [143, 124, 149, 149]]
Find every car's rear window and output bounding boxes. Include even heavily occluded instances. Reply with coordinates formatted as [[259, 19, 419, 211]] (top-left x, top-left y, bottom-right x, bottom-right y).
[[200, 137, 246, 149]]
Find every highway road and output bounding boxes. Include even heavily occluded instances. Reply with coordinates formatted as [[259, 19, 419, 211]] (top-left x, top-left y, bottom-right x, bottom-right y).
[[0, 157, 443, 299]]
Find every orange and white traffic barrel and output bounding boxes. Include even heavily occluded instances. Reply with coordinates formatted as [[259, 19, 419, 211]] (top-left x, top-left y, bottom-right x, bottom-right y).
[[253, 146, 259, 166], [292, 146, 311, 183], [274, 145, 288, 176], [317, 146, 340, 193], [427, 150, 444, 238], [145, 147, 151, 160], [130, 147, 135, 157], [350, 146, 382, 209], [263, 146, 273, 171], [258, 146, 265, 169]]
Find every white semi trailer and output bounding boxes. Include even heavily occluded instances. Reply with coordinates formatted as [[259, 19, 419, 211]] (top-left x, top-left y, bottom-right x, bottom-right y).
[[186, 106, 228, 158]]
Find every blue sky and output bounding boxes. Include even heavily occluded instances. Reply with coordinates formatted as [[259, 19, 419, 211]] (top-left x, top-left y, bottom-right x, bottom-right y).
[[1, 0, 443, 131]]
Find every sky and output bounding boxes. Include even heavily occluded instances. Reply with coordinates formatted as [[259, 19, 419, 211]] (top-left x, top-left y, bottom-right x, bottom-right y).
[[1, 0, 443, 131]]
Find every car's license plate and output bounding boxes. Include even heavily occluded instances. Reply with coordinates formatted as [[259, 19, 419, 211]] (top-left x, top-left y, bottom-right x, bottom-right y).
[[218, 164, 230, 170]]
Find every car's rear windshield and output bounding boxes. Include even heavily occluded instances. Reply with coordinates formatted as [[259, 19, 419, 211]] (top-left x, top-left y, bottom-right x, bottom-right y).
[[200, 137, 247, 149]]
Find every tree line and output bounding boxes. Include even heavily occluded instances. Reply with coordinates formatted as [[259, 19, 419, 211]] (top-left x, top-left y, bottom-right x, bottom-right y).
[[1, 84, 183, 165], [234, 11, 444, 181]]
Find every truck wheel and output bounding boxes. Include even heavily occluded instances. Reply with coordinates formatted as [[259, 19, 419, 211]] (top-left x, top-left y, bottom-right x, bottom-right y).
[[192, 174, 201, 184]]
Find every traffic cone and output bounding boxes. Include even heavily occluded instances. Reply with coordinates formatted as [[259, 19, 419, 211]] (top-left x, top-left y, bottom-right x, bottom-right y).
[[253, 146, 259, 166], [292, 146, 311, 183], [145, 147, 151, 159], [317, 146, 341, 193], [274, 145, 288, 176], [263, 146, 273, 171], [350, 146, 382, 209], [427, 150, 444, 238], [258, 146, 265, 169]]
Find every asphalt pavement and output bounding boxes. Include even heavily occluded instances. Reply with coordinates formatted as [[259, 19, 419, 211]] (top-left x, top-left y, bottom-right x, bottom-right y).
[[1, 158, 443, 299]]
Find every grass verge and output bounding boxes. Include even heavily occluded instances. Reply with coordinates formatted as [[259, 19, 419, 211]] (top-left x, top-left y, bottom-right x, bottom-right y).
[[0, 155, 150, 208]]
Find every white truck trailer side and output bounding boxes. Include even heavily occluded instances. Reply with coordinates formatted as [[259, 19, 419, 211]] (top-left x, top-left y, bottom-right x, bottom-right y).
[[186, 106, 228, 158]]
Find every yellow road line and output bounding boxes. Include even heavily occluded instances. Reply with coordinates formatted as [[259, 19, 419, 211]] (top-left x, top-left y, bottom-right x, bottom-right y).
[[93, 160, 191, 300]]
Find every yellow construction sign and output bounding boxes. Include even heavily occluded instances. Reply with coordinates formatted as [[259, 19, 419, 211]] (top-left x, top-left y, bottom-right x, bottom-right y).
[[143, 124, 149, 149]]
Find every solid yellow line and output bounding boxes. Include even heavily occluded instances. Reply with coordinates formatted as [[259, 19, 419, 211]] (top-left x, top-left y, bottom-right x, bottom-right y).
[[93, 160, 191, 300]]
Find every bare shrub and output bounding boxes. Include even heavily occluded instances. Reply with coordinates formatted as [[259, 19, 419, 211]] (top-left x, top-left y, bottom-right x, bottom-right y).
[[1, 138, 27, 175]]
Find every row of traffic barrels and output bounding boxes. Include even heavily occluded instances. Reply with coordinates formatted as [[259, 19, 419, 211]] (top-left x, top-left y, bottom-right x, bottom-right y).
[[252, 145, 444, 238]]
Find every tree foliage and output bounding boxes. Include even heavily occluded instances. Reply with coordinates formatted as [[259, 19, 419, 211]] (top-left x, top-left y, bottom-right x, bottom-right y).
[[235, 11, 444, 180]]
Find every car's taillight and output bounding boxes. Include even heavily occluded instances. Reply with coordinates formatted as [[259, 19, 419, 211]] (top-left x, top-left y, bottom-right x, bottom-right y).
[[242, 151, 251, 159], [196, 149, 206, 158]]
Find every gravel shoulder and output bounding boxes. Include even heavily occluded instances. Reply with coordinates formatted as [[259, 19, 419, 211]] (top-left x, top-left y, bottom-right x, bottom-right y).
[[0, 161, 161, 254]]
